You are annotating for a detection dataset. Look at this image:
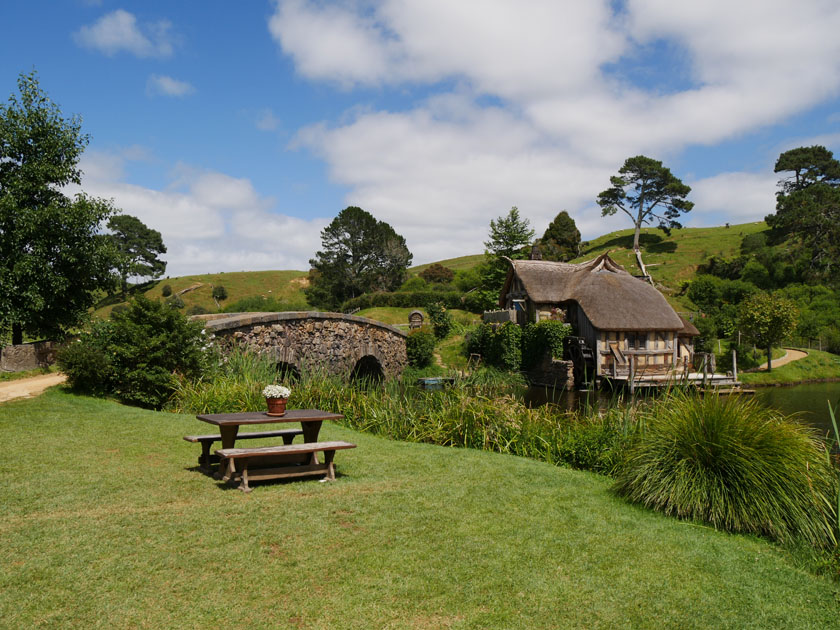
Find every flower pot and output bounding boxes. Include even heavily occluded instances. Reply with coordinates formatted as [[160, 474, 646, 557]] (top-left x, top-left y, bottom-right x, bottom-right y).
[[265, 397, 287, 417]]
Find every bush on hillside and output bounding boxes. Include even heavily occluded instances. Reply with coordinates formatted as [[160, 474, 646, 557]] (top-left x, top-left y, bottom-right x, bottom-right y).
[[161, 284, 172, 297], [166, 295, 184, 309], [187, 304, 210, 315], [420, 263, 454, 284], [406, 328, 436, 367], [212, 285, 228, 302], [59, 296, 209, 408], [613, 392, 838, 548]]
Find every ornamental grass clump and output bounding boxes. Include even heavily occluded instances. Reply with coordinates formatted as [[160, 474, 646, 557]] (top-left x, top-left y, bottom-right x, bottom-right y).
[[613, 391, 838, 548]]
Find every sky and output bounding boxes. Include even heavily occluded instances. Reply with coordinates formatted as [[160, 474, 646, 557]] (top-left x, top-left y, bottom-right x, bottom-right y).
[[3, 0, 840, 277]]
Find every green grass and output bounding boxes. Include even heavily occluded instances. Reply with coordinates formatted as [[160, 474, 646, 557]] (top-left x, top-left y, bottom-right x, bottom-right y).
[[740, 349, 840, 385], [0, 365, 56, 382], [408, 254, 485, 276], [577, 222, 768, 310], [93, 269, 309, 318], [2, 388, 840, 629]]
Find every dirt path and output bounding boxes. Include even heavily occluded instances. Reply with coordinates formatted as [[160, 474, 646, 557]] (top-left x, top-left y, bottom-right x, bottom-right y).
[[0, 372, 67, 403], [751, 348, 808, 372]]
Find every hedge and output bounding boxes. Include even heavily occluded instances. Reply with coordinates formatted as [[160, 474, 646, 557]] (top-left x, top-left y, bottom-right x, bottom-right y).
[[341, 291, 468, 312]]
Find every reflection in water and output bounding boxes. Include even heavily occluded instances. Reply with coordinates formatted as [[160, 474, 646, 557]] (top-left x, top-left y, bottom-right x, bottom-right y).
[[526, 382, 840, 440]]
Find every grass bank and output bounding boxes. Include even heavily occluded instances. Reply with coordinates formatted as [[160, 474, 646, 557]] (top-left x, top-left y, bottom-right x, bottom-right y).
[[2, 388, 839, 629], [740, 348, 840, 386]]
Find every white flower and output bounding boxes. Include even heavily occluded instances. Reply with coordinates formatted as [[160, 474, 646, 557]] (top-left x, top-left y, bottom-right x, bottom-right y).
[[262, 384, 291, 399]]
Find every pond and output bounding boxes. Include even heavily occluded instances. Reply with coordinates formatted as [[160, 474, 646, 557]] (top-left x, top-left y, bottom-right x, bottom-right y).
[[525, 381, 840, 440]]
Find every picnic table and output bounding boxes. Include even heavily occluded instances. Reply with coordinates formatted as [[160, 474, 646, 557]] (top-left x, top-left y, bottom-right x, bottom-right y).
[[184, 409, 356, 492]]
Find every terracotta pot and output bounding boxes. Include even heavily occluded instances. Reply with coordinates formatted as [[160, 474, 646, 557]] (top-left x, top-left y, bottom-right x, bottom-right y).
[[266, 397, 287, 416]]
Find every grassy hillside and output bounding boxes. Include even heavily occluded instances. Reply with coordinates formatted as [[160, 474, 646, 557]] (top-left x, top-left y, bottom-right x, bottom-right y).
[[3, 388, 838, 629], [92, 222, 767, 319], [576, 221, 768, 310]]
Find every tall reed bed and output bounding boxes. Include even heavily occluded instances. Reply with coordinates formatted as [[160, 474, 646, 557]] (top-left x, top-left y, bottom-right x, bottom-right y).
[[168, 351, 632, 475]]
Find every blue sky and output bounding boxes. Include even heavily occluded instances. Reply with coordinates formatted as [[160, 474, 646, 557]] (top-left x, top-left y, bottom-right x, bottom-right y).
[[3, 1, 840, 277]]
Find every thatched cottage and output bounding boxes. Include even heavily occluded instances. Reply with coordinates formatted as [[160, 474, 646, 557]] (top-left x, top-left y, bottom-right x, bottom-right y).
[[499, 253, 697, 380]]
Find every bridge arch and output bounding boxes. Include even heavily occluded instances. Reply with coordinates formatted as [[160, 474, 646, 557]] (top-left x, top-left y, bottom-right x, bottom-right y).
[[201, 311, 407, 379]]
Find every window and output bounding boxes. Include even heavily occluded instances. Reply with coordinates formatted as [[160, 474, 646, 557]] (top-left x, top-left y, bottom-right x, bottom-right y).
[[625, 333, 647, 350]]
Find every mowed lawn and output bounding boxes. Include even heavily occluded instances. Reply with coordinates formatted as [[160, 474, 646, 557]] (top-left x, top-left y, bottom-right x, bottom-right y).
[[2, 389, 839, 629]]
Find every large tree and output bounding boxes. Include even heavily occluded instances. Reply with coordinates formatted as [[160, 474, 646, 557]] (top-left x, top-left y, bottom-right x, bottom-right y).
[[597, 155, 693, 251], [108, 214, 167, 296], [738, 293, 798, 372], [305, 206, 412, 310], [0, 71, 119, 345], [537, 210, 580, 262], [766, 145, 840, 280]]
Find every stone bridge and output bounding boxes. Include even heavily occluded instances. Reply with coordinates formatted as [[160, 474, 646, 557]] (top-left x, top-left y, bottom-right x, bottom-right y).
[[201, 312, 407, 380]]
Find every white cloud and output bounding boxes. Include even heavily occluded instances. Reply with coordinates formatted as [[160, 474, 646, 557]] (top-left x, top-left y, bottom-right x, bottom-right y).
[[74, 9, 175, 58], [75, 151, 328, 277], [256, 108, 281, 131], [270, 0, 840, 263], [146, 74, 194, 97]]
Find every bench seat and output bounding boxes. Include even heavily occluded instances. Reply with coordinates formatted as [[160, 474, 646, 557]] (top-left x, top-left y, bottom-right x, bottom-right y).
[[183, 429, 304, 471], [215, 441, 357, 492]]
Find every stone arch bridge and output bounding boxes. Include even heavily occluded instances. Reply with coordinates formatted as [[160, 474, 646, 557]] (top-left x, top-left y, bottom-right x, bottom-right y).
[[201, 312, 407, 380]]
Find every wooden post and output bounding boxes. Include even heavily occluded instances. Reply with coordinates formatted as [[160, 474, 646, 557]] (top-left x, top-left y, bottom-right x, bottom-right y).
[[629, 355, 635, 394], [732, 350, 737, 382], [702, 354, 708, 387]]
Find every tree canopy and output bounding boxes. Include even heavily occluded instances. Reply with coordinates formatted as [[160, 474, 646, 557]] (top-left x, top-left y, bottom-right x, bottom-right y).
[[738, 293, 798, 371], [305, 206, 412, 310], [773, 145, 840, 194], [0, 71, 119, 345], [537, 210, 580, 262], [596, 155, 693, 251], [107, 214, 167, 296]]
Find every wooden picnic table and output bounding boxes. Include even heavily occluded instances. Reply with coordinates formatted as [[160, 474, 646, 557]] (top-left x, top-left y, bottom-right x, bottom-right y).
[[195, 409, 344, 449]]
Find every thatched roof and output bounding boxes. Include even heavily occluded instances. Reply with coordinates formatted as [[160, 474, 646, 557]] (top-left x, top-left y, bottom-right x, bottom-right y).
[[500, 253, 684, 332], [677, 315, 700, 337]]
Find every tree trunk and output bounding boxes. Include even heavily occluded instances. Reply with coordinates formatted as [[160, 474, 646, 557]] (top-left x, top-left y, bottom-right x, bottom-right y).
[[767, 345, 772, 372], [12, 322, 23, 346], [633, 224, 641, 251]]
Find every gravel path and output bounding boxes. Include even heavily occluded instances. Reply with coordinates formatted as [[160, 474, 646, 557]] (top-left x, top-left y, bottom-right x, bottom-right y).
[[750, 348, 808, 372], [0, 372, 67, 403]]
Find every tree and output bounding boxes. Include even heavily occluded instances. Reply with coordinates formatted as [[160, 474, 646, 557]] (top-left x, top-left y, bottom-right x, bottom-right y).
[[537, 210, 581, 261], [419, 263, 454, 284], [766, 146, 840, 280], [738, 293, 798, 371], [773, 145, 840, 194], [107, 214, 167, 296], [597, 155, 693, 251], [212, 285, 228, 308], [305, 206, 412, 310], [471, 207, 535, 311], [0, 71, 119, 345], [484, 206, 534, 258]]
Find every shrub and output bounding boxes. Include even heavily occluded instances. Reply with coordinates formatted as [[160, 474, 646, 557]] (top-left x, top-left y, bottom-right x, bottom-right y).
[[166, 295, 184, 309], [419, 263, 454, 284], [340, 291, 464, 312], [161, 284, 172, 297], [613, 392, 838, 548], [521, 320, 572, 369], [212, 285, 228, 301], [222, 295, 309, 313], [60, 296, 209, 409], [187, 304, 209, 315], [109, 304, 129, 319], [406, 328, 436, 367], [57, 320, 115, 396], [427, 301, 453, 339]]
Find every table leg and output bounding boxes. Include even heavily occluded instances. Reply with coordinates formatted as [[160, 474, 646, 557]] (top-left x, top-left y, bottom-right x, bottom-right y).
[[214, 425, 240, 479], [302, 420, 322, 465]]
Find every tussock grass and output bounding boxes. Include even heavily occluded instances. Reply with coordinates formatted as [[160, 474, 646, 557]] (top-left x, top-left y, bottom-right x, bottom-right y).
[[613, 391, 838, 548]]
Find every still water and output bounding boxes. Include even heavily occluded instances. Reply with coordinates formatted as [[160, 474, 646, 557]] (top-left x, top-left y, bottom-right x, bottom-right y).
[[525, 381, 840, 438]]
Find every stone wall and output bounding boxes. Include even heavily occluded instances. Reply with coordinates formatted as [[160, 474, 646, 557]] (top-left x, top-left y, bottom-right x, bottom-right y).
[[205, 312, 407, 378], [0, 341, 61, 372], [526, 353, 575, 389]]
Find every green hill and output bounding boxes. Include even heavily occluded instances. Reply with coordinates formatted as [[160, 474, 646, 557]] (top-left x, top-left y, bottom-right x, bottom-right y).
[[94, 222, 767, 318]]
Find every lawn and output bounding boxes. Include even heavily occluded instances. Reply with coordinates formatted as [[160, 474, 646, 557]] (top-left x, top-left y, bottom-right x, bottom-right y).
[[2, 388, 839, 629], [740, 348, 840, 385]]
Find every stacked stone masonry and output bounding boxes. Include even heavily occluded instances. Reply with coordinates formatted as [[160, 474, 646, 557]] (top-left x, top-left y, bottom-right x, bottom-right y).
[[203, 312, 407, 378]]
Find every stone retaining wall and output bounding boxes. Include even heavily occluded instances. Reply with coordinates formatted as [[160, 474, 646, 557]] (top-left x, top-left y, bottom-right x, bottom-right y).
[[0, 341, 61, 372], [526, 354, 575, 389]]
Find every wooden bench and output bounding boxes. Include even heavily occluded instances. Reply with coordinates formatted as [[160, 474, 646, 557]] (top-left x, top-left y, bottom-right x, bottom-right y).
[[215, 441, 357, 492], [183, 429, 304, 471]]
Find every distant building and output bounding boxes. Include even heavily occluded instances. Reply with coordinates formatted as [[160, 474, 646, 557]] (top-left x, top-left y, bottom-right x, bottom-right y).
[[499, 253, 697, 382], [408, 310, 424, 330]]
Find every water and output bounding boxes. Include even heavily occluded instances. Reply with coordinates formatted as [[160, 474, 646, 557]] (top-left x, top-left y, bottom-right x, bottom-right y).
[[526, 381, 840, 440], [753, 381, 840, 438]]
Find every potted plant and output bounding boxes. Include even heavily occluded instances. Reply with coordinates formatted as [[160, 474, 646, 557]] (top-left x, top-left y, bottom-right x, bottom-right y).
[[262, 384, 291, 416]]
